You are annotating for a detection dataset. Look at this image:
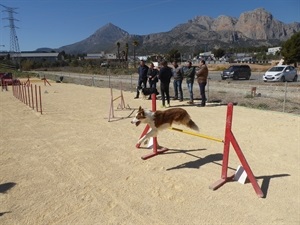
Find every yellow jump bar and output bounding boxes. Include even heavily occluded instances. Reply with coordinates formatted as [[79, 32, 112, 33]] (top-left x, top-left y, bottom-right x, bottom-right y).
[[169, 127, 224, 143]]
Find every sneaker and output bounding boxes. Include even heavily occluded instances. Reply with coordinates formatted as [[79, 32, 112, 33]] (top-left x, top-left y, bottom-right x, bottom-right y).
[[166, 104, 170, 108], [160, 105, 166, 108], [173, 97, 178, 100], [187, 101, 194, 104], [134, 97, 139, 99], [179, 99, 183, 102]]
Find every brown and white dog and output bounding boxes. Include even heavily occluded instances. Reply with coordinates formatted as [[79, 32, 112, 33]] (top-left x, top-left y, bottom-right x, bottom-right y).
[[131, 106, 199, 145]]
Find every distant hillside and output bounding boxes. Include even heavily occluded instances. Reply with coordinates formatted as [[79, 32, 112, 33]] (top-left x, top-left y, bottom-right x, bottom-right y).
[[38, 8, 300, 54]]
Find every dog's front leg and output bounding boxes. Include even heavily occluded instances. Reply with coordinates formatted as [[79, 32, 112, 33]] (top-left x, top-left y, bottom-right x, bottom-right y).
[[137, 129, 157, 145]]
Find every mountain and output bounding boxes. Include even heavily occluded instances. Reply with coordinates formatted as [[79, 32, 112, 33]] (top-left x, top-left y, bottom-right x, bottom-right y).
[[56, 23, 129, 54], [50, 8, 300, 54]]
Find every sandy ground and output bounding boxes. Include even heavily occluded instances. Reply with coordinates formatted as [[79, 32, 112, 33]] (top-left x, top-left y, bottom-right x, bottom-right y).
[[0, 80, 299, 225]]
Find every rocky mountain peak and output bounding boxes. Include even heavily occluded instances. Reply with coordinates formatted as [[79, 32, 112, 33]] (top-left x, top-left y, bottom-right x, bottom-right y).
[[57, 8, 300, 54], [235, 8, 281, 39]]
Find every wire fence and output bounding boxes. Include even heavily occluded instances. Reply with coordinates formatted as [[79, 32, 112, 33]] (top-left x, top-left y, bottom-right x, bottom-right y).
[[36, 71, 300, 115]]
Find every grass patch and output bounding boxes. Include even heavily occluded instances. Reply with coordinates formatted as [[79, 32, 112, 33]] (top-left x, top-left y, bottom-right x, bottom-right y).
[[257, 103, 270, 109], [244, 94, 254, 99]]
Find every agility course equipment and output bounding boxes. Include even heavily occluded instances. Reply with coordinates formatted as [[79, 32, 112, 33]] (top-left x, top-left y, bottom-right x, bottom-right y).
[[12, 83, 43, 115], [170, 127, 224, 143], [1, 81, 8, 91], [41, 75, 51, 86], [209, 103, 264, 198], [108, 83, 134, 122], [135, 96, 263, 197], [135, 94, 169, 160]]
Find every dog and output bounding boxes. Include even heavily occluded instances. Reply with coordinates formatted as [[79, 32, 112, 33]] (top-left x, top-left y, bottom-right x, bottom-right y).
[[131, 106, 199, 145], [141, 87, 159, 99]]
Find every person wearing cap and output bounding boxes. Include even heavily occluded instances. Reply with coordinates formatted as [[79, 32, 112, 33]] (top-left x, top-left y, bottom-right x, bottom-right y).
[[158, 60, 172, 108], [134, 59, 149, 99], [196, 60, 208, 107]]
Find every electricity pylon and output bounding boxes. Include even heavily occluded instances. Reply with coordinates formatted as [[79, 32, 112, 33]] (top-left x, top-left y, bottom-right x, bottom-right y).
[[0, 4, 21, 58]]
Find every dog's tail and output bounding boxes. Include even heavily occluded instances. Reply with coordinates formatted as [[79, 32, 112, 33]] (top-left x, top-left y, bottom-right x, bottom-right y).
[[187, 119, 199, 131]]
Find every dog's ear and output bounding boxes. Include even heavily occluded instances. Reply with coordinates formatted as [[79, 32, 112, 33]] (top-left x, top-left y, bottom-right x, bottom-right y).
[[138, 106, 142, 111]]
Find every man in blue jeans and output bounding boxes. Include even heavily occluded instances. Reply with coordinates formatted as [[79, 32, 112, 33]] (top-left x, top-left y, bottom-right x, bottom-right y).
[[182, 61, 195, 104], [172, 61, 183, 102], [134, 59, 149, 99]]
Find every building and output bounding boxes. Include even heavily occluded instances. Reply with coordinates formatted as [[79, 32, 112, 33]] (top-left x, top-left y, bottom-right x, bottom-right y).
[[10, 52, 60, 62], [267, 47, 281, 55], [85, 52, 105, 60], [85, 52, 116, 60]]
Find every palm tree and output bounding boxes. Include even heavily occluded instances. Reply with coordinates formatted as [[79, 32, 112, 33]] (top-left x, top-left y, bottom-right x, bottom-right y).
[[132, 40, 139, 68], [125, 43, 129, 61], [116, 42, 121, 62]]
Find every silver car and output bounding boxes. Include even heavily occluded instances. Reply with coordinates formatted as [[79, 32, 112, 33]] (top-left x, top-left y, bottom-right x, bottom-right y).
[[263, 65, 298, 82]]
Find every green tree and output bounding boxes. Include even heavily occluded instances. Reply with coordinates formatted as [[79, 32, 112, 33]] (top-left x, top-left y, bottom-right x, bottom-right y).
[[281, 32, 300, 65], [212, 48, 225, 58], [125, 43, 129, 62], [166, 49, 180, 62], [21, 60, 34, 70], [116, 42, 121, 62]]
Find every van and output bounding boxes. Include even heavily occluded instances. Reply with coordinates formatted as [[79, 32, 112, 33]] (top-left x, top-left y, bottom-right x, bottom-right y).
[[221, 65, 251, 80]]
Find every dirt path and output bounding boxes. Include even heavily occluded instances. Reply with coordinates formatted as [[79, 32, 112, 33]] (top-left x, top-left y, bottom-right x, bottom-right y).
[[0, 81, 299, 224]]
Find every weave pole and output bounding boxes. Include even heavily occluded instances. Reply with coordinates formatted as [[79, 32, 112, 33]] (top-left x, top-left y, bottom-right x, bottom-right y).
[[209, 103, 264, 198], [39, 86, 43, 114], [136, 93, 169, 160]]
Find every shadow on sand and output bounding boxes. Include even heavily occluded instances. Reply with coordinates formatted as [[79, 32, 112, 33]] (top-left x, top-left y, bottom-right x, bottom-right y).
[[0, 182, 16, 194], [256, 174, 290, 198]]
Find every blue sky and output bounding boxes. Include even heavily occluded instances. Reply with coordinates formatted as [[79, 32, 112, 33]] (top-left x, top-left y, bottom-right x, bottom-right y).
[[0, 0, 299, 51]]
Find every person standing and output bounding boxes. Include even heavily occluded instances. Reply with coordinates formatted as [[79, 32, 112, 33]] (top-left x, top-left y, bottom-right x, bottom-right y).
[[182, 61, 195, 104], [134, 59, 149, 99], [146, 62, 159, 99], [158, 60, 172, 108], [196, 60, 209, 107], [172, 61, 183, 102], [147, 62, 159, 88]]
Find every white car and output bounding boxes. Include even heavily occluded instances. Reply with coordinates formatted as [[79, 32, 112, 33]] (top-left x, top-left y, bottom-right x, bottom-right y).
[[263, 65, 298, 82]]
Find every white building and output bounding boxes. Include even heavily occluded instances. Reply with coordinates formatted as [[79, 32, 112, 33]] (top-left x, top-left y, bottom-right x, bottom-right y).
[[267, 47, 281, 55]]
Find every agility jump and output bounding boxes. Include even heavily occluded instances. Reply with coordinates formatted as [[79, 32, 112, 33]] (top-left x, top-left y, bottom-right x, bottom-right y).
[[134, 94, 264, 198], [108, 83, 134, 122]]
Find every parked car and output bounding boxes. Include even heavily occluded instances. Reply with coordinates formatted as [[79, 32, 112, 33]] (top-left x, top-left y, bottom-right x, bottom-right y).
[[100, 62, 109, 67], [221, 65, 251, 80], [0, 72, 20, 85], [263, 65, 298, 82]]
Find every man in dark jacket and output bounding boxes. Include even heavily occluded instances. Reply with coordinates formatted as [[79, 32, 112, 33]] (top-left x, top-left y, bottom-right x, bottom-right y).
[[158, 60, 172, 107], [134, 59, 149, 99]]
